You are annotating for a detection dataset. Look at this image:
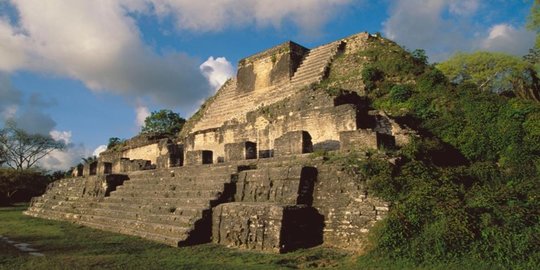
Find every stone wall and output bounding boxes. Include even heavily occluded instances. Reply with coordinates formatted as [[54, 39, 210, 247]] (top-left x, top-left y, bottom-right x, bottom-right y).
[[312, 164, 388, 251], [212, 203, 323, 253], [184, 92, 360, 162], [237, 41, 308, 92], [234, 166, 317, 204]]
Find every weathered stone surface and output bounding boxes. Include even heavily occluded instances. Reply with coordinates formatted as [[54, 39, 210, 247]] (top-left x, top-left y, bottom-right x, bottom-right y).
[[274, 131, 313, 157], [83, 161, 97, 176], [112, 158, 152, 173], [212, 203, 323, 253], [185, 150, 213, 165], [339, 130, 378, 152], [312, 164, 388, 251], [224, 141, 257, 161], [234, 166, 316, 205]]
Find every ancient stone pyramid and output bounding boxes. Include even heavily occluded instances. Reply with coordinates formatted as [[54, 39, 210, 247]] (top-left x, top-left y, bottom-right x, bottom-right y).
[[25, 32, 414, 252]]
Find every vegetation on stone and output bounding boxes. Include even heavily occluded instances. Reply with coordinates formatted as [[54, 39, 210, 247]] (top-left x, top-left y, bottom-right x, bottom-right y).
[[314, 35, 540, 268], [141, 109, 186, 135], [107, 137, 126, 150]]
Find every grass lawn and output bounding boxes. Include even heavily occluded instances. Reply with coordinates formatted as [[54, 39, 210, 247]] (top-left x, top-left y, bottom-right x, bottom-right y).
[[1, 204, 361, 270], [0, 205, 503, 270]]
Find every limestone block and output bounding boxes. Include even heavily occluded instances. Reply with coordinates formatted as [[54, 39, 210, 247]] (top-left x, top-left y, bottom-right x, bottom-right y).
[[212, 202, 323, 253], [97, 162, 112, 175], [83, 161, 98, 176], [224, 141, 257, 161], [156, 142, 184, 168], [185, 150, 213, 165], [274, 131, 313, 157], [72, 164, 83, 177], [339, 130, 378, 152], [112, 158, 152, 173]]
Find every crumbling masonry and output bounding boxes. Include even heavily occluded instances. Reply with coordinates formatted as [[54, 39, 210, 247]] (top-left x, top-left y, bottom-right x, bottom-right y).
[[25, 32, 415, 252]]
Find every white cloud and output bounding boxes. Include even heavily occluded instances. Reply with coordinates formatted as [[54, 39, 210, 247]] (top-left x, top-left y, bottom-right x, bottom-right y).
[[481, 24, 536, 56], [200, 57, 235, 92], [0, 18, 26, 71], [144, 0, 354, 35], [0, 0, 211, 107], [0, 0, 357, 108], [0, 73, 21, 120], [135, 103, 150, 128], [38, 143, 92, 171], [92, 145, 107, 157], [382, 0, 535, 62], [50, 130, 72, 144], [448, 0, 479, 16]]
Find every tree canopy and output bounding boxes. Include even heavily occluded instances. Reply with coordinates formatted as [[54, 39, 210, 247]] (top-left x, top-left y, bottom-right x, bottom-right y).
[[0, 121, 65, 170], [141, 109, 186, 135], [527, 0, 540, 48], [437, 52, 540, 102]]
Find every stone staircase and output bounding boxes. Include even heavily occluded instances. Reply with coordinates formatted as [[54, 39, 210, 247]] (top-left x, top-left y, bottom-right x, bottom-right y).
[[191, 41, 344, 132], [25, 165, 239, 247], [25, 177, 91, 221], [290, 40, 344, 88], [75, 165, 237, 246], [193, 78, 247, 131]]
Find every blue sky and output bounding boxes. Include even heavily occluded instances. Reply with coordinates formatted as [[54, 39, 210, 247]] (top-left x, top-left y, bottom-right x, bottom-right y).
[[0, 0, 535, 170]]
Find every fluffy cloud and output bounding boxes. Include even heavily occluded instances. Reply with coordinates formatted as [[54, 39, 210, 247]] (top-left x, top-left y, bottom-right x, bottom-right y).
[[143, 0, 354, 35], [0, 73, 21, 120], [38, 131, 92, 171], [0, 0, 355, 108], [92, 145, 108, 157], [0, 75, 56, 134], [200, 57, 235, 92], [135, 103, 150, 128], [0, 0, 210, 107], [50, 130, 72, 144], [382, 0, 535, 61], [481, 24, 536, 56]]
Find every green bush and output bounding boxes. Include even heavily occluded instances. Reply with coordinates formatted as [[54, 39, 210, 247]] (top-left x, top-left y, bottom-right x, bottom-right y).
[[390, 84, 413, 102]]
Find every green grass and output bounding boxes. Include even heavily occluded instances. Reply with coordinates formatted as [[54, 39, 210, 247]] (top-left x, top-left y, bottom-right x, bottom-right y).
[[0, 205, 507, 269], [0, 204, 357, 270]]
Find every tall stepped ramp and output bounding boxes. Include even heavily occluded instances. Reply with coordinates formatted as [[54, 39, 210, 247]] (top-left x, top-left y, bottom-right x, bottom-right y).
[[290, 40, 344, 88], [189, 41, 343, 133], [75, 165, 238, 247]]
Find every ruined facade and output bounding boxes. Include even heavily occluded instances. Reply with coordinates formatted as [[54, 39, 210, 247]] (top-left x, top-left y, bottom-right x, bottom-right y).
[[25, 32, 414, 252]]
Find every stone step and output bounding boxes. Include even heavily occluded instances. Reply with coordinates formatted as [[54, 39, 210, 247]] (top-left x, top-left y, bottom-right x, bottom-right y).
[[120, 179, 223, 188], [79, 214, 191, 238], [305, 47, 335, 57], [110, 189, 223, 199], [118, 182, 227, 193], [291, 73, 323, 83], [96, 202, 208, 216], [103, 196, 214, 206], [82, 208, 198, 227], [77, 219, 185, 247], [303, 51, 333, 60], [295, 60, 329, 70]]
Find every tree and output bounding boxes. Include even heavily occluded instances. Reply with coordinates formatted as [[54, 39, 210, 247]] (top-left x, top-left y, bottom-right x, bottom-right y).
[[141, 109, 186, 135], [107, 137, 125, 150], [527, 0, 540, 48], [0, 121, 65, 171], [437, 52, 540, 102], [81, 156, 97, 164]]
